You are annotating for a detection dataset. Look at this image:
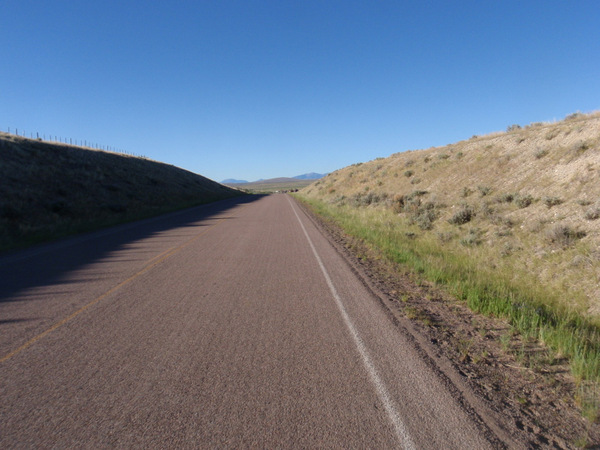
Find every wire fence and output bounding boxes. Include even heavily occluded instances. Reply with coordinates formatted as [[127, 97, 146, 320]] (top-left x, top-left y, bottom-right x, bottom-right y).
[[1, 126, 148, 159]]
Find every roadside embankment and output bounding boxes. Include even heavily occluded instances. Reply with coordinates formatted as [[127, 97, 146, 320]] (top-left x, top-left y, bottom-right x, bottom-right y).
[[0, 133, 242, 251], [297, 112, 600, 425]]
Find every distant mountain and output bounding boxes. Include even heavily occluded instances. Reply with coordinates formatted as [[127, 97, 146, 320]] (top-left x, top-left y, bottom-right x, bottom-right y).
[[253, 177, 296, 183], [293, 172, 325, 180], [223, 173, 324, 184]]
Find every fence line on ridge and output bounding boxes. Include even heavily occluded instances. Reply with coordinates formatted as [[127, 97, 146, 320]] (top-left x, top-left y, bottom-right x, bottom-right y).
[[1, 126, 148, 159]]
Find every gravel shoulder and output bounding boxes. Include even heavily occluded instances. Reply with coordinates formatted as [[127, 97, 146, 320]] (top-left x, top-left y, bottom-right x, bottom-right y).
[[296, 196, 600, 449]]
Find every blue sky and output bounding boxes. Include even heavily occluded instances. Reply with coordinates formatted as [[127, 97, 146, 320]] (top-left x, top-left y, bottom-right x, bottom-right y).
[[2, 1, 599, 182]]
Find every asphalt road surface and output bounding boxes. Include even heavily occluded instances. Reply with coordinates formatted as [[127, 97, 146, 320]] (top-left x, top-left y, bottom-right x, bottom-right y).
[[1, 194, 509, 448]]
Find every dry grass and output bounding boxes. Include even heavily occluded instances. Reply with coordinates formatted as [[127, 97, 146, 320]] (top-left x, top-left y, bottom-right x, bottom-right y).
[[0, 133, 242, 251], [302, 111, 600, 318]]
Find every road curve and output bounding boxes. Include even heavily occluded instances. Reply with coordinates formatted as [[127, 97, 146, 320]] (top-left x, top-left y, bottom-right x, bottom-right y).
[[1, 194, 504, 448]]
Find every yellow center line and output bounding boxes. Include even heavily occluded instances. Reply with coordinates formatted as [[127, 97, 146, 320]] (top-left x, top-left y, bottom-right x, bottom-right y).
[[1, 219, 222, 363]]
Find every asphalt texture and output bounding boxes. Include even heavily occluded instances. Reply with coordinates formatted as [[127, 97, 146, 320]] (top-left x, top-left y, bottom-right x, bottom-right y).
[[1, 194, 503, 448]]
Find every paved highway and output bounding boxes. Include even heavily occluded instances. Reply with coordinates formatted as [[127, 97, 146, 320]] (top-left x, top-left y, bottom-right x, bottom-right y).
[[1, 194, 508, 448]]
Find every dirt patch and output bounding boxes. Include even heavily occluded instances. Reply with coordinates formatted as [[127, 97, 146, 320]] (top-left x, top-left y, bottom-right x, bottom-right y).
[[296, 198, 600, 449]]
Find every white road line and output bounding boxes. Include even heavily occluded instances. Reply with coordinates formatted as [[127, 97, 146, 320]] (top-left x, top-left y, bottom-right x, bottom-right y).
[[288, 197, 416, 450]]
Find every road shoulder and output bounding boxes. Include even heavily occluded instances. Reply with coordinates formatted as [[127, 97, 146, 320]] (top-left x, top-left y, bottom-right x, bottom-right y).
[[292, 194, 600, 449]]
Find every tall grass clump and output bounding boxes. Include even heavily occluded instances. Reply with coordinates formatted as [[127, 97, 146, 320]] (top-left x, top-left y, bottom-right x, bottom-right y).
[[296, 196, 600, 387]]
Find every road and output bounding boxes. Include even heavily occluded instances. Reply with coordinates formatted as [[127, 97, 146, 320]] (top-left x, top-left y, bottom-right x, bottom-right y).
[[1, 194, 508, 448]]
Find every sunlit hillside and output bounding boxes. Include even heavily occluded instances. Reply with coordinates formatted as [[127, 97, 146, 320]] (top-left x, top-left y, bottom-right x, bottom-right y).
[[302, 112, 600, 316]]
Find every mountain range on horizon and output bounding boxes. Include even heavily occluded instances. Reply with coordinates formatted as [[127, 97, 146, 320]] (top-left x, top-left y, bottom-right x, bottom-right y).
[[222, 172, 325, 184]]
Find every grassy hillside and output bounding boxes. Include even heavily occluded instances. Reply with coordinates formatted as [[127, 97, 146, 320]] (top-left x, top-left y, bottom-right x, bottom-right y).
[[299, 112, 600, 389], [0, 133, 242, 251]]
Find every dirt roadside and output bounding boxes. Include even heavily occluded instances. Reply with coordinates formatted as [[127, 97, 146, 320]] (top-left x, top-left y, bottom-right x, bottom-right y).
[[295, 197, 600, 449]]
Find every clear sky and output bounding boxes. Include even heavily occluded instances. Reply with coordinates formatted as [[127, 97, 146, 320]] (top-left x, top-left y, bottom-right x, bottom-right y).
[[2, 1, 599, 182]]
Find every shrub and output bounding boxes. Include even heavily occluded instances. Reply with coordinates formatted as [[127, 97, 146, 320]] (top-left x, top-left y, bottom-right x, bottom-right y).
[[479, 202, 494, 218], [350, 192, 383, 207], [404, 170, 414, 177], [507, 124, 522, 132], [461, 187, 473, 198], [535, 149, 549, 159], [460, 228, 483, 246], [515, 194, 533, 208], [543, 197, 563, 208], [585, 205, 600, 220], [448, 205, 475, 225], [496, 193, 514, 203], [566, 112, 584, 120], [477, 186, 492, 197], [412, 208, 438, 230], [573, 141, 591, 155], [437, 231, 454, 243], [546, 224, 586, 247]]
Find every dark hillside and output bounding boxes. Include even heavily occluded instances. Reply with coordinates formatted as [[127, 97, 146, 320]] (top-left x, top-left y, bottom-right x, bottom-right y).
[[0, 133, 241, 251]]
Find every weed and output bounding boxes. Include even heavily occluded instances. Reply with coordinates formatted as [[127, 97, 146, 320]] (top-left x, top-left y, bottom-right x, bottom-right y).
[[404, 170, 414, 177], [535, 148, 549, 159], [456, 334, 474, 362], [576, 381, 599, 423], [500, 333, 512, 352]]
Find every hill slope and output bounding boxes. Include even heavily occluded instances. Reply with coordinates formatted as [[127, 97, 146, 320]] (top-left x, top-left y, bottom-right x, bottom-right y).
[[0, 133, 242, 251], [302, 112, 600, 315]]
